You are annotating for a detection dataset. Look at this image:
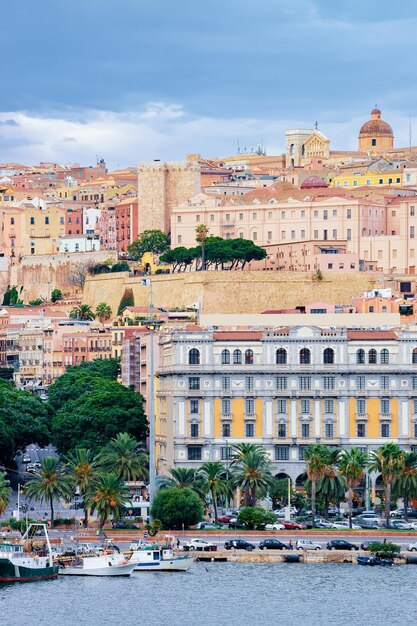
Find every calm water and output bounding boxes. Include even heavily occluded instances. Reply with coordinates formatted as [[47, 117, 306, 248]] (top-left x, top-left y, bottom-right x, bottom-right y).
[[1, 562, 417, 626]]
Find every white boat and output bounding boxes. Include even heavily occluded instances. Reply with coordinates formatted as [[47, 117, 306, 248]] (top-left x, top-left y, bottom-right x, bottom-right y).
[[130, 548, 193, 572], [58, 552, 136, 576], [0, 524, 58, 583]]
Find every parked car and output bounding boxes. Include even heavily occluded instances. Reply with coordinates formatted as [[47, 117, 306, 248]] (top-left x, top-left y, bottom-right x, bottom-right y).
[[259, 539, 289, 550], [331, 521, 361, 530], [217, 514, 235, 523], [274, 507, 298, 518], [390, 508, 417, 518], [26, 464, 37, 474], [360, 541, 373, 551], [22, 455, 31, 464], [326, 539, 359, 551], [265, 523, 285, 531], [296, 539, 321, 551], [281, 521, 305, 530], [314, 519, 334, 529], [408, 541, 417, 551], [228, 519, 246, 530], [224, 539, 255, 551], [194, 521, 223, 530], [111, 520, 138, 529], [74, 543, 101, 555], [357, 518, 381, 529], [185, 539, 216, 551], [389, 519, 415, 530]]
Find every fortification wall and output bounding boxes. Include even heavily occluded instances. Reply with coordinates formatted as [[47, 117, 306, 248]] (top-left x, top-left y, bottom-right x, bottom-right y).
[[82, 271, 381, 315]]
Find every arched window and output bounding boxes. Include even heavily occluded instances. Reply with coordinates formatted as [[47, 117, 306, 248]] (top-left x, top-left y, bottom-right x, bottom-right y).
[[300, 348, 311, 365], [233, 349, 242, 365], [356, 349, 365, 364], [276, 348, 287, 365], [245, 349, 254, 365], [368, 349, 377, 364], [323, 348, 334, 365], [413, 348, 417, 364], [189, 348, 200, 365], [221, 349, 230, 365], [380, 349, 389, 364]]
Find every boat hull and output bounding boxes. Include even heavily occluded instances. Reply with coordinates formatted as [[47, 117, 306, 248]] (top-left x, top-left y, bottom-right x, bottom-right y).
[[133, 557, 193, 572], [0, 559, 59, 583]]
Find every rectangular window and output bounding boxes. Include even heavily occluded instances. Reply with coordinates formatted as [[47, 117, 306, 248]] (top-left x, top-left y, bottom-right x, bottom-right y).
[[267, 231, 272, 240], [301, 399, 310, 414], [357, 376, 365, 390], [381, 423, 390, 438], [177, 235, 182, 244], [347, 209, 351, 220], [323, 210, 328, 221], [268, 211, 273, 219], [188, 377, 200, 390], [222, 423, 231, 437], [252, 213, 257, 220], [325, 422, 334, 438], [253, 232, 257, 241], [245, 376, 254, 391], [196, 215, 200, 222], [245, 423, 254, 437], [314, 230, 319, 239], [380, 399, 390, 415], [300, 377, 311, 390], [381, 376, 389, 390], [411, 227, 415, 239], [281, 231, 286, 240], [177, 215, 181, 223], [276, 376, 287, 390], [190, 423, 199, 438], [187, 446, 202, 461], [275, 445, 289, 460], [301, 423, 310, 438], [278, 423, 287, 438], [299, 446, 307, 460], [413, 399, 417, 414], [333, 229, 337, 239], [323, 376, 335, 390], [413, 377, 417, 390], [411, 206, 415, 216], [281, 211, 286, 219], [277, 399, 287, 414], [357, 423, 366, 438], [347, 229, 351, 241], [225, 213, 230, 221], [324, 399, 334, 414], [45, 216, 49, 224], [414, 423, 417, 438], [30, 217, 35, 225], [314, 211, 318, 218], [239, 213, 244, 221], [190, 399, 199, 414], [291, 230, 295, 239], [222, 398, 231, 414], [221, 446, 232, 460], [222, 376, 231, 391], [301, 230, 305, 238], [245, 398, 254, 415], [357, 399, 366, 415]]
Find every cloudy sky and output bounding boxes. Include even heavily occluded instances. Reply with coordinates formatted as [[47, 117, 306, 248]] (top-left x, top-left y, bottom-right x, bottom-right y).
[[2, 0, 417, 169]]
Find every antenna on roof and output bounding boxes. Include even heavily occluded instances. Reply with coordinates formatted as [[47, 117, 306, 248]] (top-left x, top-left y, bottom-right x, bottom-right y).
[[237, 138, 240, 154]]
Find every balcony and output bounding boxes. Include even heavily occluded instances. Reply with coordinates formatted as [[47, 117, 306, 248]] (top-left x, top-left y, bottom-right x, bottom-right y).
[[380, 414, 392, 421], [220, 413, 233, 421], [244, 413, 256, 421], [355, 414, 368, 421]]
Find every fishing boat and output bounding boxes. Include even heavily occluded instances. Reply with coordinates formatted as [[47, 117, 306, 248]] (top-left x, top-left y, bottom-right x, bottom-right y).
[[0, 523, 58, 583], [58, 552, 136, 576], [129, 547, 193, 572], [357, 555, 393, 567]]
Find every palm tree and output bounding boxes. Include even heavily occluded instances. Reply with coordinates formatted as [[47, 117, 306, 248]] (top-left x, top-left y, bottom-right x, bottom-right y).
[[96, 302, 112, 324], [156, 467, 204, 497], [393, 451, 417, 521], [195, 224, 209, 271], [305, 444, 330, 526], [69, 304, 96, 321], [338, 448, 367, 528], [369, 442, 404, 528], [97, 432, 148, 482], [88, 473, 130, 530], [0, 472, 11, 515], [24, 457, 73, 527], [232, 447, 273, 507], [65, 448, 99, 527], [198, 462, 231, 520]]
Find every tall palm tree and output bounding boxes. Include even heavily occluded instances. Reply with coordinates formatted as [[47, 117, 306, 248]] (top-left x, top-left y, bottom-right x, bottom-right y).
[[305, 444, 330, 526], [232, 448, 273, 507], [369, 442, 404, 528], [195, 224, 209, 271], [69, 304, 96, 321], [338, 448, 367, 528], [24, 457, 73, 527], [156, 467, 204, 497], [95, 302, 112, 324], [97, 432, 148, 482], [88, 473, 130, 530], [0, 471, 11, 515], [65, 448, 99, 527], [231, 443, 268, 506], [393, 451, 417, 521], [198, 461, 231, 520]]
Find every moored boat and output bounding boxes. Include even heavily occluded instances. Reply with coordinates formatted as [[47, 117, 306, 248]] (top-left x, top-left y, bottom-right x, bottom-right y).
[[0, 523, 58, 583], [58, 552, 136, 576], [130, 547, 193, 572]]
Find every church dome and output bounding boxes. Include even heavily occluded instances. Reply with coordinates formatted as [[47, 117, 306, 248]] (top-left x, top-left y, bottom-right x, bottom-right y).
[[359, 108, 393, 138], [300, 176, 327, 189]]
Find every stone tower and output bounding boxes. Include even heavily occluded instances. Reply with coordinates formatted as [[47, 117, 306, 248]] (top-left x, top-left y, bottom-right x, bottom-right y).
[[138, 160, 201, 234], [285, 129, 313, 168]]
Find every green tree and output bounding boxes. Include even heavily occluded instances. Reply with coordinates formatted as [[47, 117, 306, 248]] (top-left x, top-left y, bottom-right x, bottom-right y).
[[69, 304, 96, 320], [197, 461, 231, 520], [231, 444, 273, 507], [2, 285, 24, 306], [0, 471, 12, 515], [88, 473, 130, 530], [29, 298, 44, 306], [305, 444, 330, 526], [237, 506, 277, 530], [111, 262, 130, 273], [24, 457, 73, 527], [96, 302, 112, 324], [97, 432, 148, 482], [369, 443, 404, 528], [151, 486, 203, 529], [195, 224, 209, 271], [160, 247, 196, 272], [393, 451, 417, 521], [50, 289, 63, 302], [128, 230, 170, 261], [65, 448, 99, 527], [117, 288, 135, 315], [157, 467, 204, 498], [338, 448, 367, 528]]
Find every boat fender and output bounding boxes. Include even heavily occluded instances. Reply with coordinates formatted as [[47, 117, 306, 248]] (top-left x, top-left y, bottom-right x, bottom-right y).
[[108, 561, 112, 567]]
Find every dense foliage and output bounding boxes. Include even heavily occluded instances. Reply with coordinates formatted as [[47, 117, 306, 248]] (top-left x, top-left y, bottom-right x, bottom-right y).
[[48, 359, 148, 454], [151, 486, 204, 529], [237, 506, 277, 529], [128, 229, 170, 261], [117, 288, 135, 315]]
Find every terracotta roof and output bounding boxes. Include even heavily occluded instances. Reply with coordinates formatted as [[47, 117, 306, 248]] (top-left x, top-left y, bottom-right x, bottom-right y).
[[213, 331, 262, 341], [347, 331, 397, 340]]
